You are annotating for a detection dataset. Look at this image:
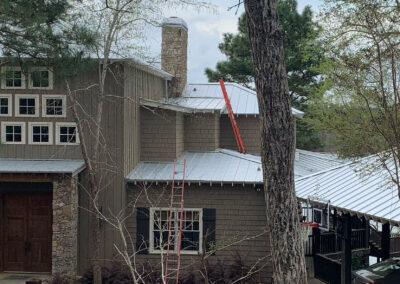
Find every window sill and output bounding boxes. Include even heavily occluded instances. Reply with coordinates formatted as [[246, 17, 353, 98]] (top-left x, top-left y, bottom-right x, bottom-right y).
[[2, 86, 25, 90], [149, 250, 201, 255], [30, 86, 53, 90], [15, 114, 40, 118], [1, 141, 25, 145]]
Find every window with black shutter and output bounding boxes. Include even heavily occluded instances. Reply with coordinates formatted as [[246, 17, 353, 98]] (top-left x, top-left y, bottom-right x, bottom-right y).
[[136, 207, 149, 254], [149, 208, 202, 254], [202, 208, 216, 254]]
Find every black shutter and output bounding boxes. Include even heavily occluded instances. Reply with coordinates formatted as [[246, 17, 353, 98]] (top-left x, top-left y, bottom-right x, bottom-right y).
[[203, 208, 216, 254], [136, 207, 149, 254]]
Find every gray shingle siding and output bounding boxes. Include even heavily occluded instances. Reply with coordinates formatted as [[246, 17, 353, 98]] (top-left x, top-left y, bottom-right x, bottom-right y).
[[184, 113, 220, 151]]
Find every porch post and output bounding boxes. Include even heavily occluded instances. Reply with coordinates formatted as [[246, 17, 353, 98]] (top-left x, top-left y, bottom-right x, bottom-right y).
[[52, 175, 78, 279], [313, 227, 320, 255], [363, 217, 369, 248], [381, 222, 390, 260], [341, 214, 351, 284]]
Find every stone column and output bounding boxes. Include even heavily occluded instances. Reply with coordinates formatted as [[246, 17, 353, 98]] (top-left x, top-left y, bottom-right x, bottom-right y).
[[52, 175, 78, 279]]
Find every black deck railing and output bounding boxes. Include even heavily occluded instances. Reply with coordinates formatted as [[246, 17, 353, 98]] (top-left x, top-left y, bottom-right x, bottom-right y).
[[305, 228, 368, 256], [352, 228, 367, 249], [314, 253, 341, 284]]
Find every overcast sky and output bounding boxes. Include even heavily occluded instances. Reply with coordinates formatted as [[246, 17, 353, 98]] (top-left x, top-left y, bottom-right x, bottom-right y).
[[147, 0, 323, 83]]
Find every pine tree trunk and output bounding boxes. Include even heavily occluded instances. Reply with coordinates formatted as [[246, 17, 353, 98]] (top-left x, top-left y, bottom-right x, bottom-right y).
[[244, 0, 307, 283]]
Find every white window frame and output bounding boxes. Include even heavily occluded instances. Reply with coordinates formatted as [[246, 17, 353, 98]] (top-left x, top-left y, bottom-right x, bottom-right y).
[[0, 94, 12, 117], [28, 67, 53, 90], [1, 67, 26, 89], [28, 122, 53, 145], [56, 122, 80, 145], [149, 207, 203, 255], [1, 121, 26, 144], [42, 95, 66, 117], [15, 94, 39, 117]]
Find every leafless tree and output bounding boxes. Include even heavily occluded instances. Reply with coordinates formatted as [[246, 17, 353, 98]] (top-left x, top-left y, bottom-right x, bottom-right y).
[[64, 1, 213, 283]]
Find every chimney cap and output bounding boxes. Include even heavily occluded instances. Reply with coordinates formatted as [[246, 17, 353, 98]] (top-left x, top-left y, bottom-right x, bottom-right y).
[[162, 17, 188, 31]]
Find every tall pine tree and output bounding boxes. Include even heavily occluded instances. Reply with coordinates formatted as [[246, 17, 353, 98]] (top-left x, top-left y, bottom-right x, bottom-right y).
[[206, 0, 325, 150], [0, 0, 97, 78]]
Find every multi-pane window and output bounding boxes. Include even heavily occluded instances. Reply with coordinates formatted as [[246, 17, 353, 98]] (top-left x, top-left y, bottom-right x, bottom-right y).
[[42, 95, 65, 117], [31, 70, 49, 88], [15, 95, 39, 117], [56, 123, 79, 144], [29, 68, 53, 89], [5, 70, 22, 87], [150, 208, 202, 254], [2, 67, 25, 89], [29, 123, 52, 144], [19, 98, 36, 115], [1, 122, 25, 144], [0, 94, 11, 116]]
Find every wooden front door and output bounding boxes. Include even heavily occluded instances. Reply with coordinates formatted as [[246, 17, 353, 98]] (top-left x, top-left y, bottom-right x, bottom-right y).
[[3, 193, 52, 272]]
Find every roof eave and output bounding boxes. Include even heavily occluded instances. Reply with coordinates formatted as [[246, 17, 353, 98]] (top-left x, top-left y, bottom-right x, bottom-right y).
[[297, 196, 400, 226], [140, 98, 219, 114], [118, 59, 173, 80]]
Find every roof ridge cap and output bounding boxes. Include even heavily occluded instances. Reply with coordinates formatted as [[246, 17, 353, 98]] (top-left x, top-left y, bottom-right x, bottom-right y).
[[296, 149, 344, 163]]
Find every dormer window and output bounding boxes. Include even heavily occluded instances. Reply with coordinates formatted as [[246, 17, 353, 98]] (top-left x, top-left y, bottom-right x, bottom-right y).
[[42, 95, 66, 117], [15, 94, 39, 117], [1, 67, 26, 89], [29, 68, 53, 89]]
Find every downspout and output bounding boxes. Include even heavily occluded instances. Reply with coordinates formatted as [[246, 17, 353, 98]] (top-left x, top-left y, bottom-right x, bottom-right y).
[[165, 79, 168, 101]]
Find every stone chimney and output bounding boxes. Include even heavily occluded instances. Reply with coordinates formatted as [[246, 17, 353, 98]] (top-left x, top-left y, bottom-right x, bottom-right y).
[[162, 17, 188, 98]]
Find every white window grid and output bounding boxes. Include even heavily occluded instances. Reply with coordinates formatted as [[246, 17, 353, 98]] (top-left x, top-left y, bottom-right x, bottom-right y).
[[15, 94, 39, 117], [1, 67, 26, 89], [28, 122, 53, 145], [28, 67, 53, 90], [149, 207, 202, 254], [56, 122, 80, 145], [0, 94, 12, 116], [42, 95, 66, 117], [1, 121, 26, 144]]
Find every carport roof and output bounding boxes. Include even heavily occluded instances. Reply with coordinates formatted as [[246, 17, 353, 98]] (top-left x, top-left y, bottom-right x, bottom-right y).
[[296, 154, 400, 225]]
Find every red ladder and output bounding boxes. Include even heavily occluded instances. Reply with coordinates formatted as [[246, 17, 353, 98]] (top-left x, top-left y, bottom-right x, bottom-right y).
[[164, 160, 186, 284], [219, 79, 246, 153]]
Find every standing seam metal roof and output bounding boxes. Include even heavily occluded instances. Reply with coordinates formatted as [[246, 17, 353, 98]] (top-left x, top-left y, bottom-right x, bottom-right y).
[[127, 149, 344, 183], [184, 83, 304, 117], [139, 82, 304, 117], [295, 156, 400, 224], [0, 159, 85, 175]]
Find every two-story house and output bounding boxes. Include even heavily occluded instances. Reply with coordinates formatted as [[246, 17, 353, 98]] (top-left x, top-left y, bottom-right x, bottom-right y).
[[0, 17, 341, 283]]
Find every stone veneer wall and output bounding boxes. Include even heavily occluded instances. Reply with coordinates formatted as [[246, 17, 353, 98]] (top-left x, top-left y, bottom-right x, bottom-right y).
[[161, 21, 188, 97], [52, 175, 78, 278]]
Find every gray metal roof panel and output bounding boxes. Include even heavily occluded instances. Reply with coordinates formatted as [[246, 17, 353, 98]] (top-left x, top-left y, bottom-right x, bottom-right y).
[[127, 149, 344, 184], [0, 159, 85, 175], [141, 82, 304, 116], [185, 83, 303, 117]]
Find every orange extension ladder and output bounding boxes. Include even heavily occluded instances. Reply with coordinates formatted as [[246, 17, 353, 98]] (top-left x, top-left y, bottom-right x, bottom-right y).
[[219, 79, 246, 153], [164, 160, 186, 284]]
